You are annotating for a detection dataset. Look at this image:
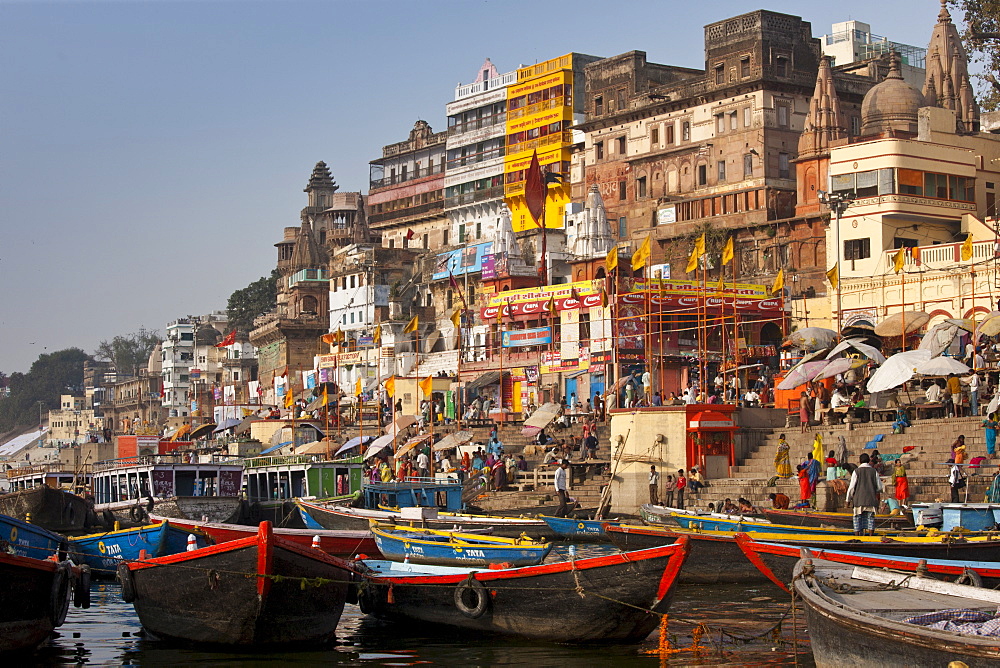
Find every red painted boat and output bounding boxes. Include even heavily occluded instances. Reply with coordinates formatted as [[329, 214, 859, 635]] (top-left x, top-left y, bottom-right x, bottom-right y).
[[734, 532, 1000, 592], [118, 521, 359, 646], [0, 551, 89, 653], [148, 513, 380, 558], [356, 539, 690, 643]]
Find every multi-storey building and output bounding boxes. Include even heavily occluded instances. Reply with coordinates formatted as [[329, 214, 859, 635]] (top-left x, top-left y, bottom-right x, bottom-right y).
[[820, 19, 926, 89], [368, 121, 448, 252], [161, 313, 228, 420], [47, 395, 102, 447]]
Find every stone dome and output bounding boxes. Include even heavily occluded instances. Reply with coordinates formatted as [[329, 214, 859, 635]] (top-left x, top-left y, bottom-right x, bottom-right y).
[[860, 52, 923, 137], [146, 343, 162, 375]]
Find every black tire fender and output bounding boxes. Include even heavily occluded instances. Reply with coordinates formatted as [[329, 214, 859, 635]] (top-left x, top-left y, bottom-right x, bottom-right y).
[[117, 563, 137, 603], [50, 562, 72, 626], [454, 576, 489, 619], [102, 510, 117, 529], [956, 568, 983, 588], [74, 564, 91, 609]]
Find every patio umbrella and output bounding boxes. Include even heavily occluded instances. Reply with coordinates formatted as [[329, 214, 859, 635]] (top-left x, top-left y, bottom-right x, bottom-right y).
[[918, 323, 960, 357], [213, 417, 241, 433], [522, 402, 560, 430], [873, 311, 930, 337], [914, 356, 970, 377], [976, 311, 1000, 338], [777, 361, 830, 390], [296, 439, 335, 455], [334, 435, 375, 456], [782, 327, 839, 351], [865, 350, 933, 393], [433, 430, 474, 452], [395, 434, 432, 459], [784, 348, 832, 378], [825, 338, 886, 364], [392, 414, 417, 432], [813, 357, 868, 381], [188, 423, 217, 440], [944, 318, 976, 332]]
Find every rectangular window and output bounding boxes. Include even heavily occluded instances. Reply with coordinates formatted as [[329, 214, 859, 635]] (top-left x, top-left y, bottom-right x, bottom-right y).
[[715, 65, 725, 84], [442, 229, 449, 246], [741, 56, 750, 78], [666, 123, 675, 144], [698, 164, 707, 186], [844, 238, 870, 260], [744, 106, 752, 127], [458, 224, 466, 243], [893, 237, 918, 249], [637, 176, 647, 198], [617, 136, 626, 154], [476, 222, 482, 239], [617, 88, 625, 110], [651, 127, 659, 145], [776, 56, 788, 77], [744, 153, 753, 177], [778, 153, 790, 179], [850, 116, 861, 136], [987, 191, 996, 217], [716, 113, 725, 134], [619, 180, 627, 201], [682, 121, 690, 141], [594, 95, 603, 115], [777, 103, 789, 128], [855, 170, 879, 197], [717, 160, 726, 182], [595, 141, 604, 159], [618, 217, 627, 238], [729, 112, 738, 131]]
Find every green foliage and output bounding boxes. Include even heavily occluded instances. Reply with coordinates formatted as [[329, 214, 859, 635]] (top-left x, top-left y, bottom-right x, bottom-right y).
[[227, 270, 280, 334], [93, 327, 161, 379], [953, 0, 1000, 110], [0, 348, 89, 432]]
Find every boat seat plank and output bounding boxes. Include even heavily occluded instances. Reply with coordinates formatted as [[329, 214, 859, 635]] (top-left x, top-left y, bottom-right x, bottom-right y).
[[851, 565, 1000, 604], [813, 564, 999, 612]]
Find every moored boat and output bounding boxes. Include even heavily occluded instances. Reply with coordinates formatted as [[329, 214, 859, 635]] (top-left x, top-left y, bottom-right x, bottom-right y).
[[147, 513, 379, 558], [67, 520, 211, 577], [794, 555, 1000, 667], [0, 513, 68, 561], [762, 507, 912, 530], [539, 515, 620, 541], [0, 551, 89, 653], [669, 511, 885, 536], [356, 539, 690, 643], [0, 486, 94, 533], [735, 532, 1000, 592], [118, 521, 358, 646], [371, 525, 551, 567]]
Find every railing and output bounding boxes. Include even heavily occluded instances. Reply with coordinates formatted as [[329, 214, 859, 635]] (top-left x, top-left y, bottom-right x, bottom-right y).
[[448, 113, 506, 136], [244, 454, 363, 469], [367, 200, 444, 226], [881, 239, 995, 269], [444, 186, 505, 209], [6, 463, 93, 479], [369, 164, 445, 190], [505, 131, 573, 158], [93, 454, 242, 473], [507, 96, 565, 120]]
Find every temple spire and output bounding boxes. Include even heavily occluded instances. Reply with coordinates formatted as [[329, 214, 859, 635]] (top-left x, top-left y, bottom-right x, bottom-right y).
[[798, 55, 845, 159], [922, 0, 979, 131]]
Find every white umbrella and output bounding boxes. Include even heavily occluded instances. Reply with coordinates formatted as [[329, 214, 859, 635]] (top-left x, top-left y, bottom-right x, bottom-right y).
[[783, 327, 838, 351], [987, 390, 1000, 416], [813, 357, 868, 381], [363, 432, 398, 460], [825, 338, 886, 364], [914, 356, 970, 377], [865, 350, 933, 393], [777, 361, 830, 390], [976, 311, 1000, 338], [918, 323, 960, 357], [432, 430, 474, 452], [522, 402, 561, 430]]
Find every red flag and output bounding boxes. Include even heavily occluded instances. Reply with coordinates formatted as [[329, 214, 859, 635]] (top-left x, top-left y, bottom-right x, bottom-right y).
[[448, 272, 467, 309], [215, 330, 237, 348], [405, 228, 415, 240], [524, 150, 545, 226]]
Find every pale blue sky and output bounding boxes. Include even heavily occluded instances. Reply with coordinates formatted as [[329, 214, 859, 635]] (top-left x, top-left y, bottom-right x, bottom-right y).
[[0, 0, 951, 373]]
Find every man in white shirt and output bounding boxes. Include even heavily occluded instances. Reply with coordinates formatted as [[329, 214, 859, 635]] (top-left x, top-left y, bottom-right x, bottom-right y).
[[925, 381, 942, 404], [743, 389, 760, 406], [831, 387, 852, 409], [963, 372, 982, 416], [554, 460, 570, 517], [642, 370, 652, 403], [648, 465, 660, 505], [416, 451, 430, 479]]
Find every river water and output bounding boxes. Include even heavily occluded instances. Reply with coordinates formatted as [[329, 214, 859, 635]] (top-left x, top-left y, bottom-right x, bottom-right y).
[[32, 579, 814, 667]]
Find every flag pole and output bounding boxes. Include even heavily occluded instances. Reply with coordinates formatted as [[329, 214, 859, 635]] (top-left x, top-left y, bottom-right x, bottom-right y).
[[498, 301, 505, 424]]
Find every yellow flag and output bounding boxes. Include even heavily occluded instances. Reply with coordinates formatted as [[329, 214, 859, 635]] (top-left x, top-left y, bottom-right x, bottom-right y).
[[547, 296, 557, 316], [403, 315, 418, 334], [961, 234, 974, 261], [686, 247, 699, 274], [716, 275, 725, 292], [892, 246, 905, 274], [355, 377, 362, 396], [826, 263, 839, 290], [419, 375, 434, 397], [372, 326, 381, 346], [321, 386, 329, 407], [321, 333, 336, 345], [771, 269, 785, 295], [693, 233, 706, 257], [600, 289, 609, 308], [284, 387, 295, 409], [385, 376, 396, 398], [450, 309, 461, 329], [631, 235, 651, 271], [606, 246, 618, 272], [721, 236, 734, 266], [497, 302, 504, 325]]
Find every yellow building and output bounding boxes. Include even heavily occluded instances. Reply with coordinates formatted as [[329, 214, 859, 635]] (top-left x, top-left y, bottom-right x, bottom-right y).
[[504, 53, 601, 232]]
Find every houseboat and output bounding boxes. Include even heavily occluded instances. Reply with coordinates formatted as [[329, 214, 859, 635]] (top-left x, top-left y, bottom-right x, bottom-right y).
[[241, 453, 364, 524], [92, 453, 244, 525], [5, 462, 92, 494]]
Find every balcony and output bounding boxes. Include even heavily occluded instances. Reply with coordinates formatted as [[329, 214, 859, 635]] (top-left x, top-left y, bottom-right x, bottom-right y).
[[448, 113, 506, 136], [506, 131, 573, 158], [368, 200, 444, 226], [444, 185, 505, 209], [507, 96, 566, 121], [880, 238, 994, 270], [369, 164, 444, 190]]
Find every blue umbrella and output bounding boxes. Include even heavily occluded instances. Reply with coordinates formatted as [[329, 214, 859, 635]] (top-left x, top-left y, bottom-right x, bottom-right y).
[[261, 441, 293, 454]]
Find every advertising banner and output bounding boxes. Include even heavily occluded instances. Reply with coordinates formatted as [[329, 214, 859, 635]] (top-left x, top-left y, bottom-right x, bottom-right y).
[[432, 242, 494, 280], [502, 327, 552, 348]]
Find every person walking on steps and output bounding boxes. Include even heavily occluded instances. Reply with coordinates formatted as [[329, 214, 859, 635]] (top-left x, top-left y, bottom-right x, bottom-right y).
[[554, 460, 570, 517], [846, 453, 883, 536]]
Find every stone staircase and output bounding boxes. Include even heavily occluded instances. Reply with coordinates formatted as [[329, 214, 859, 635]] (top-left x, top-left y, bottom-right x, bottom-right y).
[[687, 416, 996, 512]]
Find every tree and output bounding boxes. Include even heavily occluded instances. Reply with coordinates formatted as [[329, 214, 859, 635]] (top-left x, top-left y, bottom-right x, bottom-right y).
[[93, 328, 161, 378], [953, 0, 1000, 110], [227, 270, 280, 334], [0, 348, 89, 432]]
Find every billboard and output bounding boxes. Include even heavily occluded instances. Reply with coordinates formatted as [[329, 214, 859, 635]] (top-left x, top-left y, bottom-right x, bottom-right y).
[[502, 327, 552, 348], [432, 242, 494, 280]]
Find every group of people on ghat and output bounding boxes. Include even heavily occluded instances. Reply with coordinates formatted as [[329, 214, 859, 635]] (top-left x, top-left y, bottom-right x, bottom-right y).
[[617, 370, 775, 409], [647, 465, 706, 509]]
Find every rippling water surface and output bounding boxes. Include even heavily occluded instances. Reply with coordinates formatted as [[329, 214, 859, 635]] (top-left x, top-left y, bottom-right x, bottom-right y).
[[34, 545, 815, 667]]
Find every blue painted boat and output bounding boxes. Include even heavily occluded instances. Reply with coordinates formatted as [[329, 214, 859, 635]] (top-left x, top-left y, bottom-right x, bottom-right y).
[[669, 511, 870, 536], [538, 515, 620, 540], [371, 525, 551, 567], [0, 512, 67, 561], [68, 520, 211, 576]]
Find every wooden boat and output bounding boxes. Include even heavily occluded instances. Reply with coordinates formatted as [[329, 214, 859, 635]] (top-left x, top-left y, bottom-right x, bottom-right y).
[[0, 513, 68, 561], [735, 532, 1000, 592], [669, 511, 880, 537], [371, 525, 551, 567], [356, 539, 690, 643], [538, 515, 621, 541], [640, 503, 768, 526], [0, 551, 88, 653], [762, 507, 912, 530], [147, 513, 379, 558], [794, 555, 1000, 666], [0, 486, 94, 533], [607, 524, 1000, 585], [67, 520, 211, 577], [118, 521, 358, 646], [297, 500, 555, 539]]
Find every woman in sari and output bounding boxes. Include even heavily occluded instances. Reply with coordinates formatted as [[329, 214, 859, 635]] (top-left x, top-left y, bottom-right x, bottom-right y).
[[983, 415, 997, 457], [797, 464, 811, 507], [952, 435, 967, 464], [893, 460, 909, 507], [774, 433, 792, 478]]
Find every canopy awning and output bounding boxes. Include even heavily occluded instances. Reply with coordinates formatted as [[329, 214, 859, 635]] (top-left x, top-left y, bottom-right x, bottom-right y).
[[522, 402, 561, 430], [687, 411, 737, 431], [189, 423, 217, 440], [261, 441, 293, 454], [466, 370, 505, 392], [433, 430, 474, 452], [395, 434, 433, 459]]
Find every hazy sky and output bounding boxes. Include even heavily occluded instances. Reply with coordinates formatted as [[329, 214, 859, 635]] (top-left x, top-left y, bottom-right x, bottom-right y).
[[0, 0, 951, 374]]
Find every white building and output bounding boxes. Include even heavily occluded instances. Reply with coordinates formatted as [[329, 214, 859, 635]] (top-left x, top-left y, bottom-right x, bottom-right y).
[[161, 313, 228, 418], [821, 20, 926, 89]]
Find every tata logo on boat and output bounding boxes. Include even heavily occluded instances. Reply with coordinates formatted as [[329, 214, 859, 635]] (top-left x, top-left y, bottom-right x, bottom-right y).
[[98, 541, 122, 556], [463, 549, 486, 558]]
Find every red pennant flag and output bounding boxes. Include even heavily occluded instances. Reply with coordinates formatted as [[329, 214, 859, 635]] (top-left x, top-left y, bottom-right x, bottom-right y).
[[215, 330, 237, 348], [405, 228, 415, 240], [524, 150, 545, 226]]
